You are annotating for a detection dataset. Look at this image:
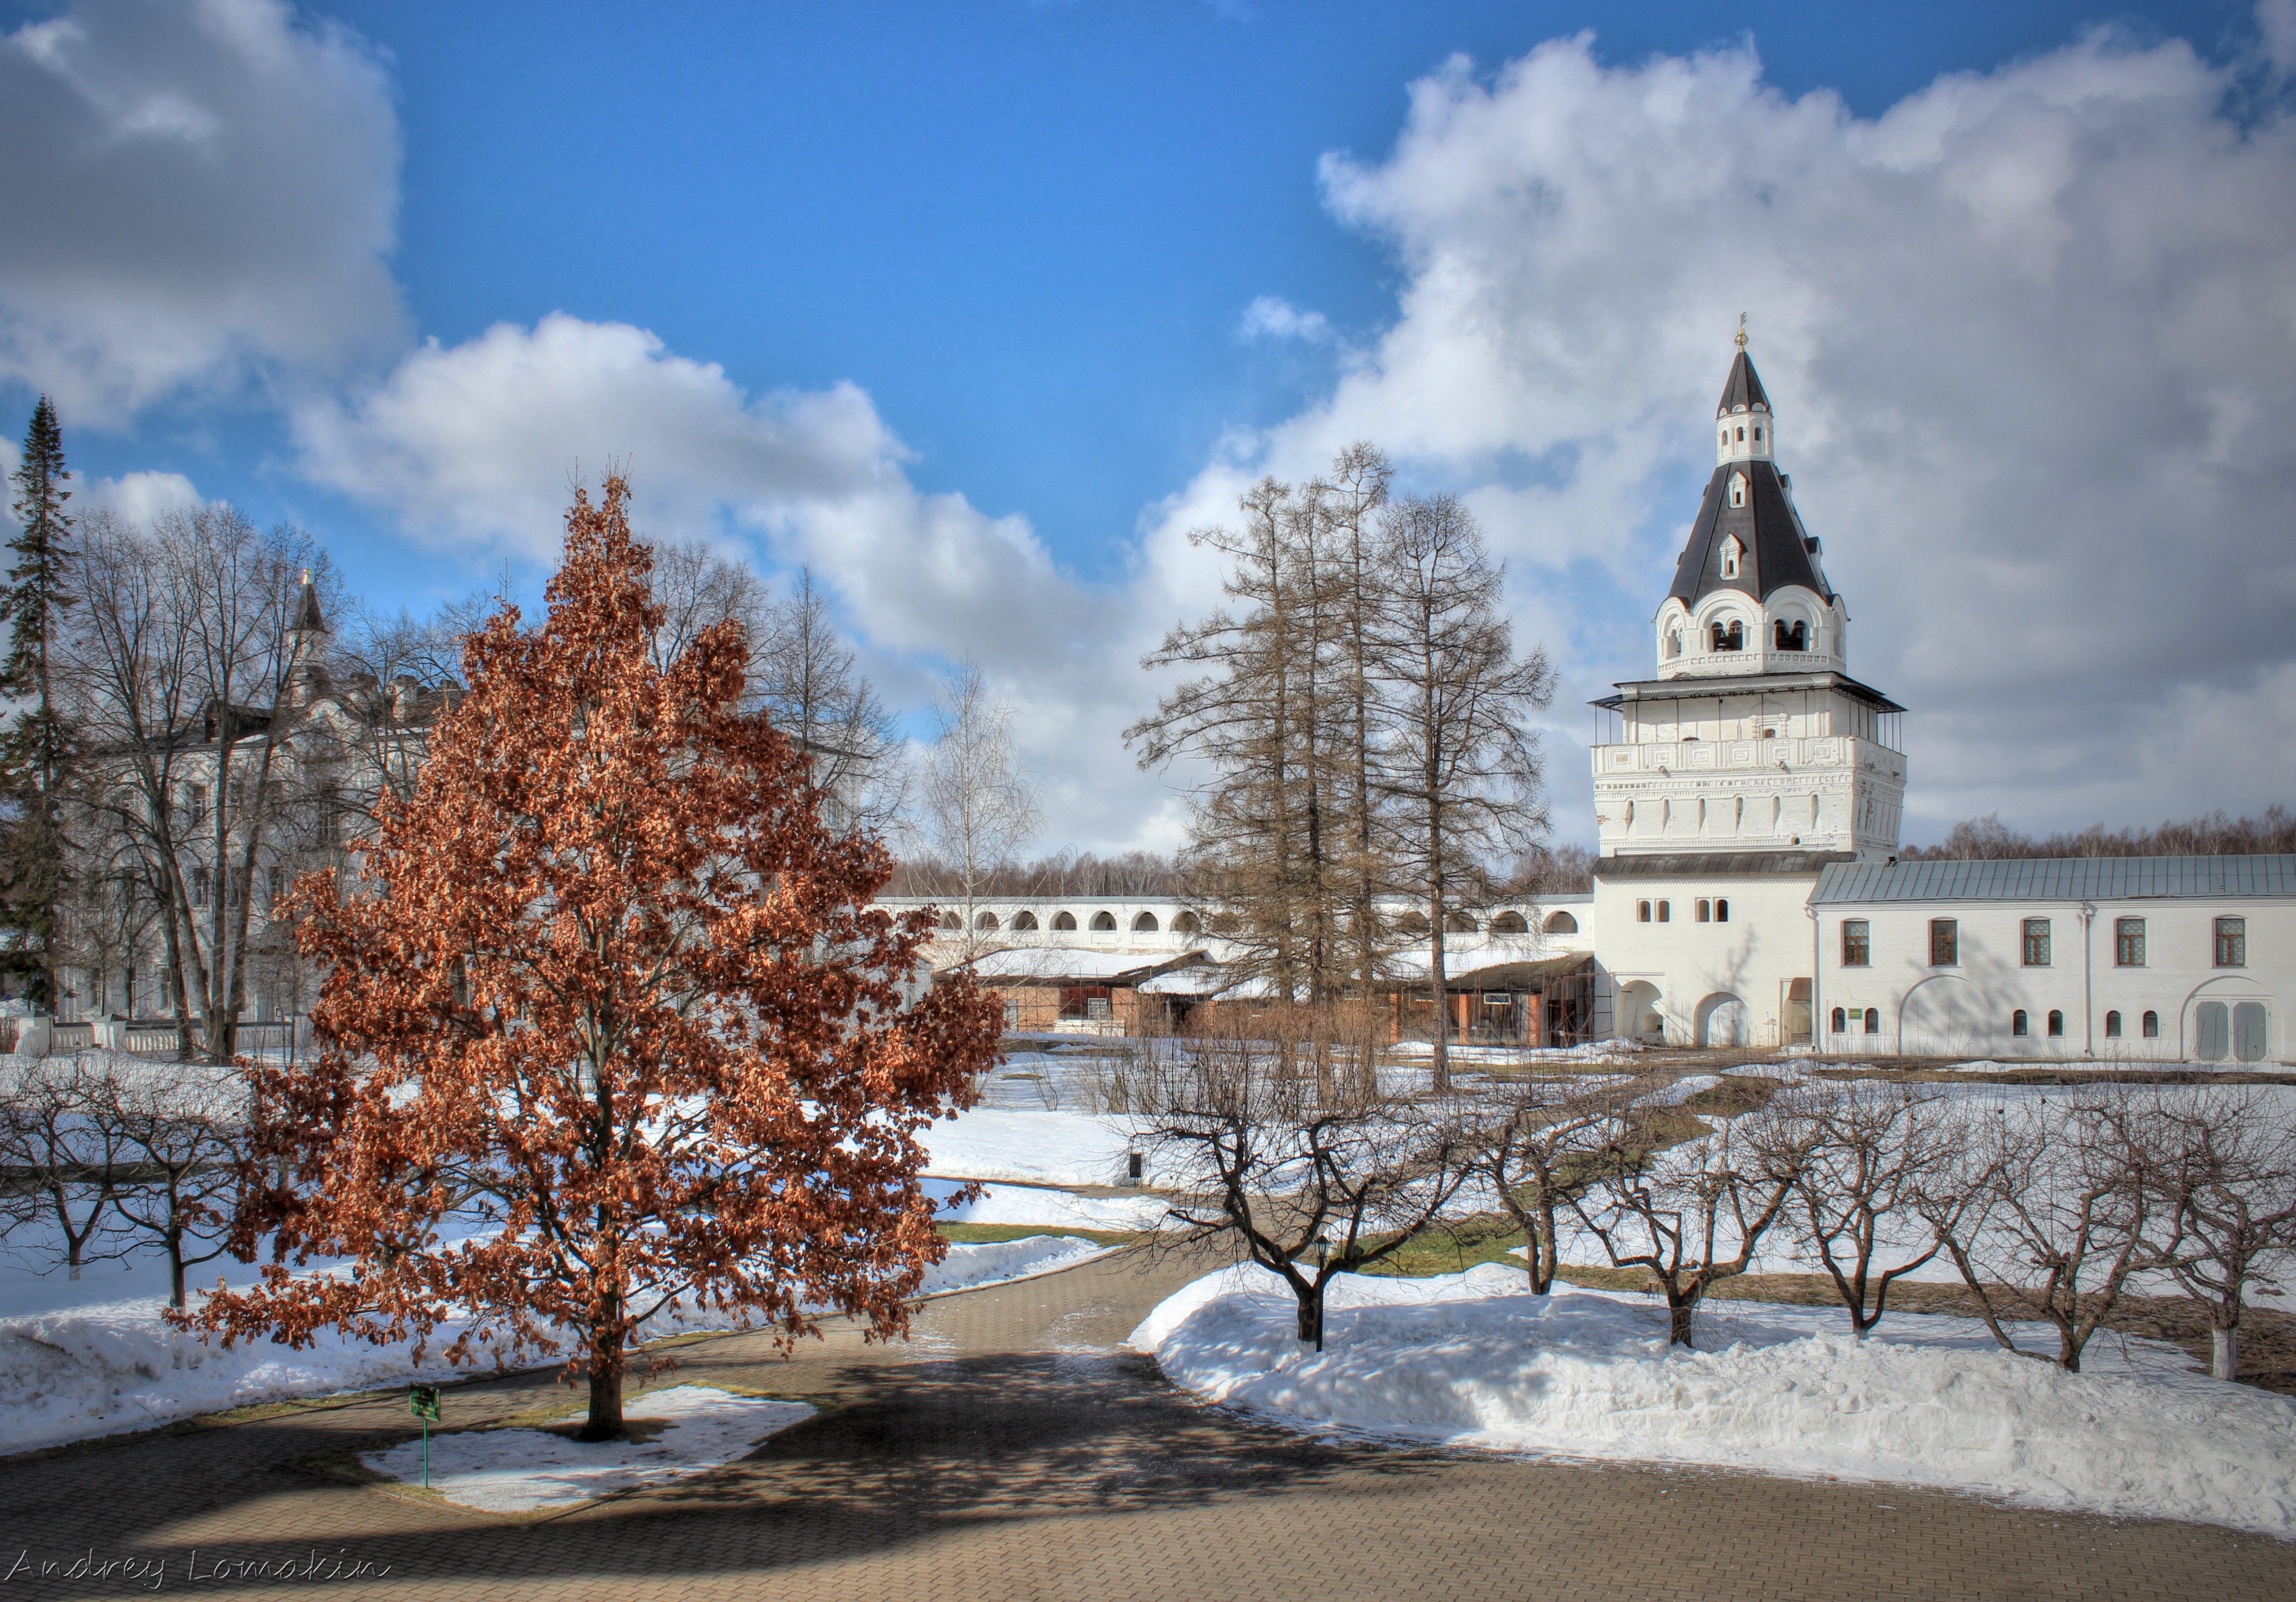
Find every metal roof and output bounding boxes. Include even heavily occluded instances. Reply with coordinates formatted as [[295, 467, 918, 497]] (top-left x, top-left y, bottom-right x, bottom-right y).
[[1812, 855, 2296, 905]]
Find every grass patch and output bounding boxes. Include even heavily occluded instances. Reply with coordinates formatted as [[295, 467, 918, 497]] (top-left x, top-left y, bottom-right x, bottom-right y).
[[935, 1222, 1141, 1248], [1356, 1214, 1532, 1280]]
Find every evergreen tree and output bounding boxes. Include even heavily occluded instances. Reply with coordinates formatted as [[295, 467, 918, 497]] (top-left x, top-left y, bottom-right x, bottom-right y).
[[0, 398, 77, 1007]]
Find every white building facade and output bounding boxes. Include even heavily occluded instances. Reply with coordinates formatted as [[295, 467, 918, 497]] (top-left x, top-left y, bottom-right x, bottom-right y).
[[1576, 344, 2292, 1062]]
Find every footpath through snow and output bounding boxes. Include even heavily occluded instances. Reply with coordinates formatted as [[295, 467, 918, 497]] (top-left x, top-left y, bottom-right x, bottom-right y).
[[1131, 1263, 2296, 1538], [0, 1235, 1109, 1456]]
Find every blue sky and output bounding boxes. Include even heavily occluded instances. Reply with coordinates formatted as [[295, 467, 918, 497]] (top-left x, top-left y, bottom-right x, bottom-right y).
[[3, 0, 2292, 853]]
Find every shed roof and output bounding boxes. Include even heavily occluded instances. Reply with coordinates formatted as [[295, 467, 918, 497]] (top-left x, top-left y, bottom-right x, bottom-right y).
[[1812, 855, 2296, 905]]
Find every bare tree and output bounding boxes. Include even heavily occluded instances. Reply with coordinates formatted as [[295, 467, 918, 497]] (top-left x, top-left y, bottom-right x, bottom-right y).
[[1472, 1074, 1642, 1293], [1139, 1006, 1479, 1345], [1371, 494, 1554, 1090], [1755, 1079, 1971, 1336], [1572, 1098, 1811, 1346], [1926, 1087, 2175, 1372], [916, 660, 1040, 962], [0, 1054, 130, 1279], [91, 1056, 248, 1308], [2152, 1084, 2296, 1381], [756, 568, 906, 833]]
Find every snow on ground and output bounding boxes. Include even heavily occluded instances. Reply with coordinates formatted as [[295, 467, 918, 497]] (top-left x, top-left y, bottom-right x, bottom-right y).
[[922, 1107, 1141, 1187], [935, 1181, 1170, 1233], [1388, 1040, 1639, 1066], [0, 1236, 1105, 1457], [1132, 1263, 2296, 1537], [360, 1384, 814, 1513], [1640, 1074, 1723, 1105]]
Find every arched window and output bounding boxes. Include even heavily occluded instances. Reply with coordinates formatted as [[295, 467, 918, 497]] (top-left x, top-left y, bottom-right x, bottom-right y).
[[1695, 899, 1711, 923], [975, 911, 999, 931], [1636, 900, 1651, 923], [1714, 898, 1730, 922], [1398, 911, 1430, 935], [2141, 1010, 2159, 1038], [1490, 911, 1529, 934], [940, 912, 961, 930], [1132, 911, 1159, 932], [2104, 1010, 2122, 1038], [1728, 472, 1747, 507], [1830, 1006, 1846, 1033], [1665, 628, 1681, 659], [2011, 1009, 2029, 1036], [1774, 618, 1807, 651], [1543, 910, 1578, 934], [1090, 911, 1117, 931], [2047, 1009, 2064, 1037], [1445, 912, 1478, 933], [1657, 901, 1672, 923], [1012, 910, 1039, 931], [1735, 426, 1746, 442], [1710, 619, 1744, 652], [1863, 1007, 1879, 1033], [1051, 911, 1077, 931], [1753, 426, 1762, 442], [1173, 911, 1201, 934], [1720, 537, 1741, 579]]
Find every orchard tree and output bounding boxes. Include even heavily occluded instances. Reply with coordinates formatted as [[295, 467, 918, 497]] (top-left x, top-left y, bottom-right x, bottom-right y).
[[193, 478, 998, 1439]]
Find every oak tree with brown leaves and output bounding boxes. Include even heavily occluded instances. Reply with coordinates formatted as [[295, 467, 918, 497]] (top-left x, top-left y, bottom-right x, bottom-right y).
[[193, 478, 997, 1439]]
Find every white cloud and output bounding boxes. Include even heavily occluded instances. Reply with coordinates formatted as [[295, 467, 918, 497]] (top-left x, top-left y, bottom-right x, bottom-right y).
[[287, 12, 2296, 854], [1238, 295, 1334, 344], [81, 469, 202, 525], [0, 0, 403, 424], [1134, 21, 2296, 844]]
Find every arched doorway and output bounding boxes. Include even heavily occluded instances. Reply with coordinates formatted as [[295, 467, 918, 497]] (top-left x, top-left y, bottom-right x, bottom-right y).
[[1898, 974, 1985, 1056], [1695, 991, 1747, 1048], [1616, 980, 1663, 1044]]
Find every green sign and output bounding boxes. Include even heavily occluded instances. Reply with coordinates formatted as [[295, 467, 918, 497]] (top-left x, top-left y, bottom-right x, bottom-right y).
[[408, 1384, 442, 1422]]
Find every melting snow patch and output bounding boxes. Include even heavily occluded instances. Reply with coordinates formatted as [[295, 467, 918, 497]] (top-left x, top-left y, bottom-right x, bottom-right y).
[[359, 1385, 813, 1512], [1130, 1263, 2296, 1537]]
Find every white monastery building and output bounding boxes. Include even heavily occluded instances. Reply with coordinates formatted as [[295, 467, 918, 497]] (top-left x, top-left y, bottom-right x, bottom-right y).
[[901, 342, 2292, 1065]]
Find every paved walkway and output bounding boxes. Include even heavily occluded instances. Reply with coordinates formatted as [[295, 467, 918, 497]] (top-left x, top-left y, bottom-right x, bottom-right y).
[[3, 1247, 2291, 1601]]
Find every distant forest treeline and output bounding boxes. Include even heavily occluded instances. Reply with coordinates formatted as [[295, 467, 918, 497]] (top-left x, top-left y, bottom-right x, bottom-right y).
[[1902, 806, 2296, 860]]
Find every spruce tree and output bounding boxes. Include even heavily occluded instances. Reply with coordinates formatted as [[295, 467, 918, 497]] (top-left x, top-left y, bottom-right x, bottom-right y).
[[1, 397, 78, 1007]]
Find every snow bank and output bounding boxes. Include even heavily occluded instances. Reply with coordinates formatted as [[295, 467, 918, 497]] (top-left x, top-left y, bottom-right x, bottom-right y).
[[1131, 1263, 2296, 1537], [0, 1235, 1106, 1456], [361, 1384, 813, 1512]]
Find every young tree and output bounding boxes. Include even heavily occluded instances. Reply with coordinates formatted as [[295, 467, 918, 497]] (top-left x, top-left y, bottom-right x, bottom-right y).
[[1572, 1099, 1811, 1346], [1755, 1079, 1970, 1337], [90, 1057, 247, 1309], [1926, 1087, 2173, 1372], [192, 478, 999, 1440], [0, 1055, 130, 1280], [916, 659, 1039, 962], [1139, 1005, 1479, 1345], [1472, 1074, 1642, 1294], [0, 398, 78, 1006], [2153, 1084, 2296, 1381], [1371, 495, 1554, 1090]]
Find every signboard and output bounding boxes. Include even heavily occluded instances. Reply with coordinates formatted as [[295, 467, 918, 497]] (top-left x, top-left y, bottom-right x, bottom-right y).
[[408, 1384, 441, 1422]]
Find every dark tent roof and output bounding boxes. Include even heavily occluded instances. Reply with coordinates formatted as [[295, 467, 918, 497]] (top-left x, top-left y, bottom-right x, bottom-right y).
[[1667, 458, 1833, 607], [1716, 350, 1770, 415]]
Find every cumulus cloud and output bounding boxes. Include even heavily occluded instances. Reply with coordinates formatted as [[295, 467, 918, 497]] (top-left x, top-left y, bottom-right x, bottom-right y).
[[1136, 21, 2296, 842], [0, 0, 402, 423], [1238, 295, 1334, 344], [80, 469, 203, 525], [294, 311, 1186, 847]]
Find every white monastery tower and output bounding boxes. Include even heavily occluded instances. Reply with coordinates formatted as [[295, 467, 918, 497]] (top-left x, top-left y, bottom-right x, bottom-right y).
[[1590, 339, 1907, 860]]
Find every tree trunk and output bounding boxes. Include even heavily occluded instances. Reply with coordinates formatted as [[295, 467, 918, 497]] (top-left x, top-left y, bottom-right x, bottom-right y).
[[1668, 1297, 1697, 1348], [2212, 1321, 2238, 1381], [1296, 1285, 1323, 1346], [580, 1350, 625, 1441]]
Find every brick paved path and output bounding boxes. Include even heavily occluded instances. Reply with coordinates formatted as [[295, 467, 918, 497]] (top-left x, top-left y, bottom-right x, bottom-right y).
[[3, 1246, 2291, 1601]]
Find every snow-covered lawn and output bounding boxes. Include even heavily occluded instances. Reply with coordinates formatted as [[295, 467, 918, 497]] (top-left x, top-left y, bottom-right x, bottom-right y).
[[1132, 1262, 2296, 1537], [938, 1182, 1171, 1232], [0, 1235, 1108, 1457], [360, 1384, 814, 1513], [922, 1107, 1140, 1187]]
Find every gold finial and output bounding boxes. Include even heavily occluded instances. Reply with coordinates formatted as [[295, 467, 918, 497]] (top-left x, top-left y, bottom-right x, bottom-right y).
[[300, 567, 312, 586], [1734, 313, 1749, 352]]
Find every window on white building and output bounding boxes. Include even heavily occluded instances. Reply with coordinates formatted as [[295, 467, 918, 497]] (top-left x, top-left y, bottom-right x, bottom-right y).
[[2011, 1009, 2029, 1036], [2047, 1009, 2065, 1037], [2104, 1010, 2122, 1038], [2215, 916, 2247, 968], [1929, 918, 1959, 966], [1841, 920, 1870, 966], [2022, 918, 2051, 967], [2115, 917, 2145, 967]]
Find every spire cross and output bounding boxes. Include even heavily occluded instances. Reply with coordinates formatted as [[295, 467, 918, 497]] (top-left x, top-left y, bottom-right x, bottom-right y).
[[1734, 313, 1749, 351]]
